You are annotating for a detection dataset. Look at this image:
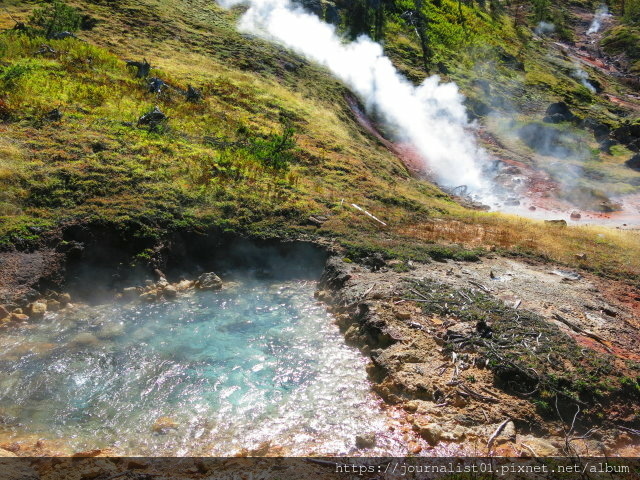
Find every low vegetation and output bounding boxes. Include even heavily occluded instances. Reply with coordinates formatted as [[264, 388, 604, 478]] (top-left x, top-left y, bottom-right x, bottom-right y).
[[0, 0, 638, 282]]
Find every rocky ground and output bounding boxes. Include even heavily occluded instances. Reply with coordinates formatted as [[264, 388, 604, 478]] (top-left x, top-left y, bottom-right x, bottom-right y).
[[316, 253, 640, 457]]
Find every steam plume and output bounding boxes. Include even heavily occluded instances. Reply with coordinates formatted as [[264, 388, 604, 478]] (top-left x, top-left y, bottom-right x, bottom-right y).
[[535, 21, 555, 36], [587, 5, 610, 35], [573, 67, 596, 93], [218, 0, 490, 193]]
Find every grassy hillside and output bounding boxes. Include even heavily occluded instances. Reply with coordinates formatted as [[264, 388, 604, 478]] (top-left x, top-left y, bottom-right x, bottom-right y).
[[0, 0, 639, 280]]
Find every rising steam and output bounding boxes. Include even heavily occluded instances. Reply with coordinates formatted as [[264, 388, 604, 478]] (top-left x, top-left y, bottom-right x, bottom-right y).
[[587, 5, 610, 35], [218, 0, 490, 193]]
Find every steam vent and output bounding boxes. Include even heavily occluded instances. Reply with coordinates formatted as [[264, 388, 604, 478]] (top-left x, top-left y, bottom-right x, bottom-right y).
[[0, 0, 639, 476]]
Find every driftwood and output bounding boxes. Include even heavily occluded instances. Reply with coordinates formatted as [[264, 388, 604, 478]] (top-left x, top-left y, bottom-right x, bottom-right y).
[[552, 313, 613, 353], [487, 418, 511, 452], [186, 85, 203, 102], [127, 59, 151, 78], [351, 203, 387, 226]]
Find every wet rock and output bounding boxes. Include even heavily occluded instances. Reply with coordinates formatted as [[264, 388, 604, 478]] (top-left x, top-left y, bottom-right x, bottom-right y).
[[47, 299, 61, 312], [28, 302, 47, 318], [97, 323, 125, 340], [121, 287, 139, 301], [70, 332, 99, 347], [9, 313, 29, 322], [355, 433, 376, 449], [0, 305, 8, 319], [625, 153, 640, 171], [163, 285, 178, 299], [196, 272, 223, 291], [152, 416, 178, 434], [140, 291, 159, 302], [59, 293, 71, 305], [176, 279, 194, 291]]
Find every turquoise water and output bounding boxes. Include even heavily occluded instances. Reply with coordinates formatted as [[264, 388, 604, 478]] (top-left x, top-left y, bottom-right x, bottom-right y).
[[0, 278, 394, 455]]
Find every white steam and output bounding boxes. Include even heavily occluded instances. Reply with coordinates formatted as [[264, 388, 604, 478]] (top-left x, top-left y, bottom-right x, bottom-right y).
[[535, 21, 555, 36], [572, 67, 596, 93], [218, 0, 490, 193], [587, 5, 610, 35]]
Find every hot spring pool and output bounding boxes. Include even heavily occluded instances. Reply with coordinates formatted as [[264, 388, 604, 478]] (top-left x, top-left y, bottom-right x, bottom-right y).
[[0, 277, 400, 455]]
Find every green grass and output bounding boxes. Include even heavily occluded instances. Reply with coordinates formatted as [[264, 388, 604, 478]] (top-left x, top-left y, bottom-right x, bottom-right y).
[[0, 1, 638, 281]]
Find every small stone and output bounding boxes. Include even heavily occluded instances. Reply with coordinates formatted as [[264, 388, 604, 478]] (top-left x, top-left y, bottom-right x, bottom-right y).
[[355, 433, 376, 449], [59, 293, 71, 305], [408, 442, 422, 454], [175, 280, 194, 291], [575, 253, 587, 260], [9, 313, 29, 322], [393, 308, 411, 320], [140, 291, 159, 302], [152, 416, 178, 434], [195, 272, 223, 291], [163, 285, 177, 299], [28, 302, 47, 318], [570, 211, 581, 220], [416, 422, 443, 445]]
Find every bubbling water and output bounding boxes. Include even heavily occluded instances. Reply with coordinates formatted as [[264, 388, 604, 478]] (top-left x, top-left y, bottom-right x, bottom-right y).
[[0, 278, 396, 456]]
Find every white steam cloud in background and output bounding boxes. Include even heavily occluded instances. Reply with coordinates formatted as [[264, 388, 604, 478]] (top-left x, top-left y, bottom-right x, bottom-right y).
[[587, 5, 610, 35], [535, 21, 555, 36], [218, 0, 490, 194]]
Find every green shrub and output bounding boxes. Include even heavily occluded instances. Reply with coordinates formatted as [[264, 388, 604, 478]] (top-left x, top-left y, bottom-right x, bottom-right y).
[[28, 0, 82, 37]]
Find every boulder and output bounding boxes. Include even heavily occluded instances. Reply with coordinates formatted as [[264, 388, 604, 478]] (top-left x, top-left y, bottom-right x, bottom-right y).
[[163, 285, 178, 299], [625, 153, 640, 171], [355, 433, 376, 449], [544, 102, 576, 122], [59, 293, 71, 305], [28, 302, 47, 318], [599, 139, 618, 154], [542, 113, 567, 124], [196, 272, 223, 291]]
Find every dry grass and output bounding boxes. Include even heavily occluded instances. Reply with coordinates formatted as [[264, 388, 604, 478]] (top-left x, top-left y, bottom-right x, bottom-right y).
[[399, 212, 640, 277]]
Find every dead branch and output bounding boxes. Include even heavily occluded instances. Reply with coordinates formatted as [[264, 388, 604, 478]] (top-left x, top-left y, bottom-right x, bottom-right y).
[[487, 418, 511, 452], [552, 313, 613, 353]]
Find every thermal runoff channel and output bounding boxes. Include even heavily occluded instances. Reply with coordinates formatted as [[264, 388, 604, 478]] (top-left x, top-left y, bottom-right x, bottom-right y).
[[219, 0, 494, 198]]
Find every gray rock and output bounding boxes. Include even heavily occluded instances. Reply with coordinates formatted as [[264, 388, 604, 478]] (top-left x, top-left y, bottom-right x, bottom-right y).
[[355, 433, 376, 449], [196, 272, 223, 290]]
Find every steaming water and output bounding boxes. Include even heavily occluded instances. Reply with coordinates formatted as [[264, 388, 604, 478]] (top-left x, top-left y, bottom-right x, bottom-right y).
[[587, 5, 610, 35], [0, 279, 393, 455], [220, 0, 491, 196]]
